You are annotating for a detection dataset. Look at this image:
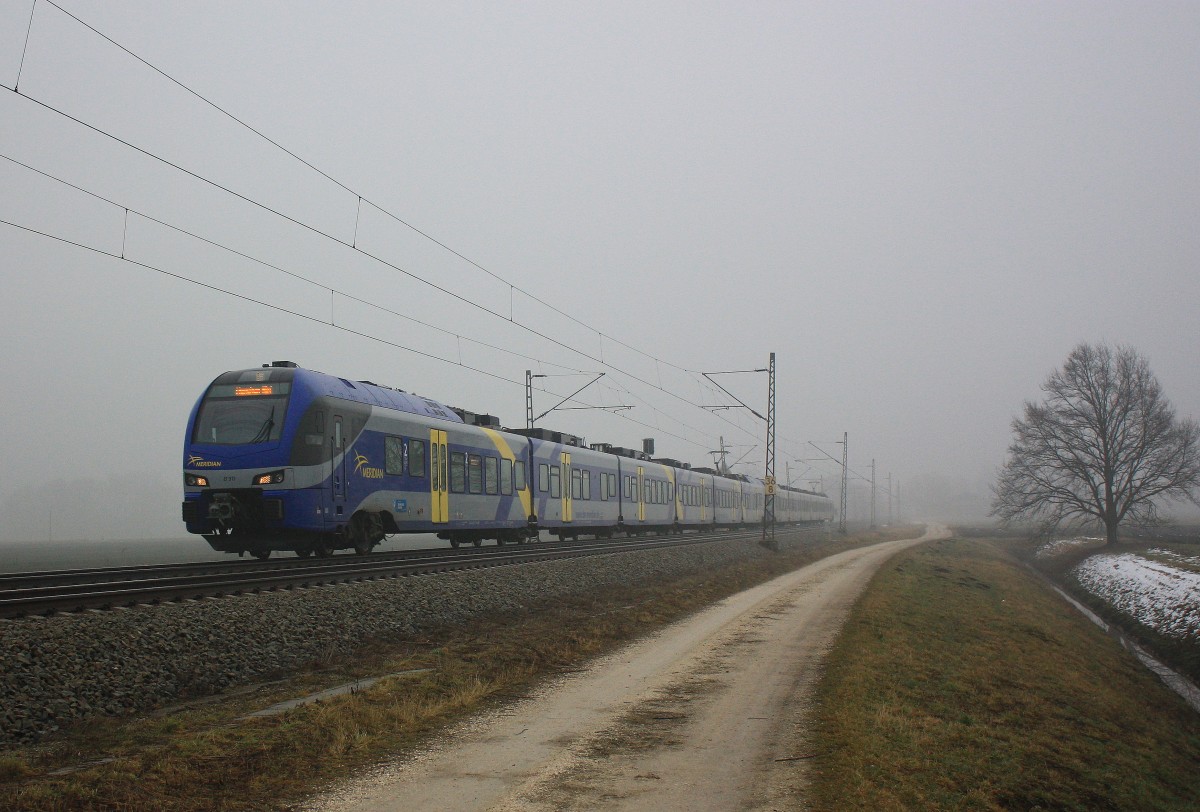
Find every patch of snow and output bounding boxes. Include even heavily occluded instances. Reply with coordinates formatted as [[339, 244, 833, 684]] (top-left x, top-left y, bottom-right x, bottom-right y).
[[1072, 553, 1200, 640], [1035, 537, 1102, 560]]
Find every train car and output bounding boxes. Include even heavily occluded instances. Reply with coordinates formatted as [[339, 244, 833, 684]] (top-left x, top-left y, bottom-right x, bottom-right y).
[[183, 362, 834, 556], [519, 429, 622, 540], [182, 362, 535, 557], [673, 464, 713, 532]]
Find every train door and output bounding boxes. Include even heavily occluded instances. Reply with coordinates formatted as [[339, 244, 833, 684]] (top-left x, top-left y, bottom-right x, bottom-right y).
[[429, 429, 448, 524], [332, 414, 346, 516], [561, 451, 573, 523], [636, 465, 645, 522], [670, 471, 680, 525]]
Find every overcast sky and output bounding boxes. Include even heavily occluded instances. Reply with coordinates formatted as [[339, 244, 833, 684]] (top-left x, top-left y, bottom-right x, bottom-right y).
[[1, 0, 1198, 541]]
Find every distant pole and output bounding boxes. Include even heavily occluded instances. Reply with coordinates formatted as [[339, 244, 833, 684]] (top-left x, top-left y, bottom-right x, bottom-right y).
[[870, 459, 876, 529], [839, 431, 848, 534], [887, 472, 893, 525], [762, 352, 777, 549], [896, 478, 901, 524]]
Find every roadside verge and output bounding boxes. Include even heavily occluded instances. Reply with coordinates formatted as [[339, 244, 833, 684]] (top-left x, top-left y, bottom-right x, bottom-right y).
[[805, 536, 1200, 810]]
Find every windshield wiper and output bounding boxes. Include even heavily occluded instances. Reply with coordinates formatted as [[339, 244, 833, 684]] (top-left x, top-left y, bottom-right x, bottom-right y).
[[249, 406, 276, 444]]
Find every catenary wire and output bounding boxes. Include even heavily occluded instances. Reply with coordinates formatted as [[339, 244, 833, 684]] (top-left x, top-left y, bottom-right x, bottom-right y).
[[35, 0, 702, 378], [0, 151, 591, 377], [0, 215, 711, 452], [2, 5, 830, 461], [2, 82, 759, 446]]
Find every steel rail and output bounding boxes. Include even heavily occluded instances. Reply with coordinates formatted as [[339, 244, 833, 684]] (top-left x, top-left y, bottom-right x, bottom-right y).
[[0, 534, 667, 589], [0, 528, 793, 618]]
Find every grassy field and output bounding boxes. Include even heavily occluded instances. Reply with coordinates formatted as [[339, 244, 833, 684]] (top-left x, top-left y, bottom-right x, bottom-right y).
[[0, 527, 910, 812], [807, 536, 1200, 811]]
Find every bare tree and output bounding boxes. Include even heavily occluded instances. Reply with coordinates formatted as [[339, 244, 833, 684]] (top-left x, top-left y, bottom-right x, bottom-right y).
[[992, 342, 1200, 544]]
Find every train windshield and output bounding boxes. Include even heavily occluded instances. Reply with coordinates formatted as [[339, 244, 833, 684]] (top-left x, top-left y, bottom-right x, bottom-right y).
[[192, 383, 291, 445]]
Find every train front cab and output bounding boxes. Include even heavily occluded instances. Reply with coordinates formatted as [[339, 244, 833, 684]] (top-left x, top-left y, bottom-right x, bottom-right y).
[[182, 366, 313, 556]]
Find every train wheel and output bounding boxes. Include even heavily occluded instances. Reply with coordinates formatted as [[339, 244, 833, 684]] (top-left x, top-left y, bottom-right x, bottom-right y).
[[253, 549, 272, 561], [450, 536, 461, 549], [315, 539, 336, 557], [472, 537, 483, 548], [349, 512, 383, 555], [295, 548, 313, 558]]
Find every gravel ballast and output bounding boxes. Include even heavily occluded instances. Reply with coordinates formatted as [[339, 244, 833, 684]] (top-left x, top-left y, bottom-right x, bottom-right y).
[[0, 533, 804, 746]]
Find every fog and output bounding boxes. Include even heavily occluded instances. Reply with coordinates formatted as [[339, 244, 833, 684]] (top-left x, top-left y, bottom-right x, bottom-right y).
[[1, 1, 1198, 545]]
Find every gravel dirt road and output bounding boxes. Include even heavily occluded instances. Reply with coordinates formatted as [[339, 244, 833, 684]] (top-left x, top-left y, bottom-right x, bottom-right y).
[[305, 527, 944, 812]]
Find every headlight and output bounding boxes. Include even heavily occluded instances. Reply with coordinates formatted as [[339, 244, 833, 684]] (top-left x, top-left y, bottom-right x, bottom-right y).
[[185, 473, 209, 487], [255, 470, 286, 486]]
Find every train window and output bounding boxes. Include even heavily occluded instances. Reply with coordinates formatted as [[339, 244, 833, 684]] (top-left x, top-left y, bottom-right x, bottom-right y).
[[193, 391, 289, 445], [599, 472, 608, 501], [582, 469, 591, 500], [539, 463, 549, 492], [468, 454, 483, 494], [385, 436, 404, 475], [408, 439, 425, 477], [623, 476, 632, 500], [644, 481, 651, 503], [500, 458, 513, 495], [571, 468, 582, 500], [485, 456, 498, 495], [704, 488, 710, 506], [610, 475, 617, 498], [549, 465, 561, 498], [515, 461, 527, 491], [450, 452, 466, 493]]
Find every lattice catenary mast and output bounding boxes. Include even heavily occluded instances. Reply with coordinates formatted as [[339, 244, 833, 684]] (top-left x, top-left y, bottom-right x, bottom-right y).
[[762, 352, 777, 549], [839, 431, 848, 534]]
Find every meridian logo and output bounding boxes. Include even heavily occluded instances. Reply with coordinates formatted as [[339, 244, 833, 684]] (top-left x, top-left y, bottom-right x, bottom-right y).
[[187, 455, 221, 468], [353, 449, 384, 479], [353, 451, 370, 473]]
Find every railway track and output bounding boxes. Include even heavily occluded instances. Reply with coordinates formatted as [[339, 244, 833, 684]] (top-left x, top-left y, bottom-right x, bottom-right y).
[[0, 528, 778, 618]]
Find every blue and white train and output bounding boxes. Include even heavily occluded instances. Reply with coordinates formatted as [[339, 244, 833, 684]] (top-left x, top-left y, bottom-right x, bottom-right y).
[[182, 362, 834, 558]]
